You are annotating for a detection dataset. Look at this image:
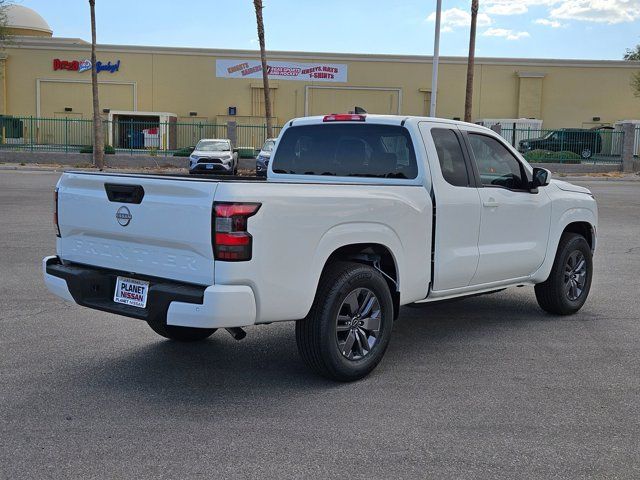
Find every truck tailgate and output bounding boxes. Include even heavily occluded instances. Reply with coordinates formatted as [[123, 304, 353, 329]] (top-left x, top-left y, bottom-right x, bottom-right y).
[[56, 172, 218, 286]]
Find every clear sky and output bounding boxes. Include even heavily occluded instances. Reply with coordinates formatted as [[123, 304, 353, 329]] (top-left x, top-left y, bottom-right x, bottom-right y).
[[14, 0, 640, 60]]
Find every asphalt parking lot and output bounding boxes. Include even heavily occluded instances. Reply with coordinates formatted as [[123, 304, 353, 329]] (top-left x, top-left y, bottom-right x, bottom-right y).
[[1, 169, 639, 479]]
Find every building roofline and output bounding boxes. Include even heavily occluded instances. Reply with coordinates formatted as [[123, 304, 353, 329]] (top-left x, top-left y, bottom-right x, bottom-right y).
[[9, 36, 640, 69]]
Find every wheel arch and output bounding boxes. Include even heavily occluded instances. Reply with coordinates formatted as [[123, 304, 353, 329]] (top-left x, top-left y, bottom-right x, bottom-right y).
[[562, 221, 595, 251], [320, 243, 400, 319], [531, 208, 597, 284], [308, 222, 405, 320]]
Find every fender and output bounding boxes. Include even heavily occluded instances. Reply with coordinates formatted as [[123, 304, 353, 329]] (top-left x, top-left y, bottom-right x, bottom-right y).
[[303, 222, 409, 318], [531, 206, 597, 284]]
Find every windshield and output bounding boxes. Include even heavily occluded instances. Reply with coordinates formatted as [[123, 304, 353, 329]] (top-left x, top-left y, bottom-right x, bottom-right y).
[[271, 124, 418, 179], [262, 140, 276, 153], [196, 140, 230, 152]]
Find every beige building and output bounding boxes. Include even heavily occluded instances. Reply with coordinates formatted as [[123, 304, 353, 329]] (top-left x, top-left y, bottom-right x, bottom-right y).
[[2, 5, 640, 137]]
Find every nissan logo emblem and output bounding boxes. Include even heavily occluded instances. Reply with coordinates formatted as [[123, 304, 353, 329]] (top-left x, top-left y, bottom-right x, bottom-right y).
[[116, 206, 132, 227]]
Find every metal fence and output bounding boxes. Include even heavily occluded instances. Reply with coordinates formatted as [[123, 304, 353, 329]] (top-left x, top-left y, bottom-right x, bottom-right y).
[[499, 127, 624, 164], [0, 116, 282, 156], [237, 124, 283, 153]]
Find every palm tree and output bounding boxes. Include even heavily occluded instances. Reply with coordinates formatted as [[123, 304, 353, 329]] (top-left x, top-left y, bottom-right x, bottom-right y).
[[0, 1, 12, 47], [464, 0, 479, 123], [89, 0, 104, 169], [253, 0, 273, 138]]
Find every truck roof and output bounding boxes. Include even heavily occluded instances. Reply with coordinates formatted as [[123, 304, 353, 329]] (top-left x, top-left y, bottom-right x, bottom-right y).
[[288, 114, 488, 131]]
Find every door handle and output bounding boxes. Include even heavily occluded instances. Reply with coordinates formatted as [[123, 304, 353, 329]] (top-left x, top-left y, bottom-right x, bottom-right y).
[[483, 199, 499, 208], [104, 183, 145, 204]]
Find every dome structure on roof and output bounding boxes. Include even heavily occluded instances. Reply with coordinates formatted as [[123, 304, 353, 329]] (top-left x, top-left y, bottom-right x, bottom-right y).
[[5, 5, 53, 37]]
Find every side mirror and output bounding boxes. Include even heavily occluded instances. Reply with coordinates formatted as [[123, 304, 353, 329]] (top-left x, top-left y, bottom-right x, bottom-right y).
[[532, 167, 551, 190], [233, 148, 239, 153]]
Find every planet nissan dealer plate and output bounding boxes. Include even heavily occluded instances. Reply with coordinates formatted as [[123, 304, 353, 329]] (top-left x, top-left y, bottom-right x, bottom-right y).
[[113, 276, 149, 308]]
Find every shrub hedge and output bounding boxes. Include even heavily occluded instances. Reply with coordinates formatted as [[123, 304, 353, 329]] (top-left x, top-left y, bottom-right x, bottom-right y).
[[524, 149, 581, 164], [79, 144, 116, 154], [173, 146, 195, 157]]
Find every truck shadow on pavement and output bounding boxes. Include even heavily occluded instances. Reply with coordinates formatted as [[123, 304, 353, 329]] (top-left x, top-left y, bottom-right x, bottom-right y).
[[64, 289, 594, 407]]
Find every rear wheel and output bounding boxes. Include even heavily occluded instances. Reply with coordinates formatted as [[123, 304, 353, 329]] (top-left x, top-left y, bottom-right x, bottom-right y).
[[147, 317, 216, 342], [581, 148, 593, 159], [535, 233, 592, 315], [296, 261, 394, 381]]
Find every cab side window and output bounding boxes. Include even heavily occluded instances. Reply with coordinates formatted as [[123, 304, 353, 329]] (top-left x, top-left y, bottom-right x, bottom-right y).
[[468, 133, 527, 190], [431, 128, 470, 187]]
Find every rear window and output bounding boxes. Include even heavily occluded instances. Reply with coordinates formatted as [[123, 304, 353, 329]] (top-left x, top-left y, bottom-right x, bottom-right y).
[[271, 124, 418, 179]]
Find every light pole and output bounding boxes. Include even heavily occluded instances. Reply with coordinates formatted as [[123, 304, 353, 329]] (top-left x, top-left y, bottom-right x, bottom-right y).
[[430, 0, 442, 117]]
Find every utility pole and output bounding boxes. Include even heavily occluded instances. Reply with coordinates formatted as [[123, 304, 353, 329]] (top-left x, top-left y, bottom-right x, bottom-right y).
[[429, 0, 442, 117]]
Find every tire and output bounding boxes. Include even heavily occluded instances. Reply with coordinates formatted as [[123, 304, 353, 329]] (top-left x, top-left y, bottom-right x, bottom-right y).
[[295, 261, 394, 381], [535, 232, 593, 315], [581, 148, 592, 159], [147, 317, 217, 342]]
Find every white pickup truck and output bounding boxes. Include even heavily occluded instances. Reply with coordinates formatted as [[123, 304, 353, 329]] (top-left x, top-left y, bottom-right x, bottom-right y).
[[44, 114, 597, 381]]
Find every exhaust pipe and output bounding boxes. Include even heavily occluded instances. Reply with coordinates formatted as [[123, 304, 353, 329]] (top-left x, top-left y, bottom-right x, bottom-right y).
[[225, 327, 246, 341]]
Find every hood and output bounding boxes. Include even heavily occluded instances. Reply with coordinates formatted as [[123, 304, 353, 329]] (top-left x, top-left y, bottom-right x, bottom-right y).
[[192, 149, 231, 158], [551, 179, 592, 195]]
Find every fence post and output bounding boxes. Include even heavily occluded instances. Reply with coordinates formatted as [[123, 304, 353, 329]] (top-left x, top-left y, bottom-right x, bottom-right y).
[[64, 117, 68, 153], [29, 116, 34, 152], [227, 121, 237, 147], [490, 123, 502, 136], [621, 122, 636, 173]]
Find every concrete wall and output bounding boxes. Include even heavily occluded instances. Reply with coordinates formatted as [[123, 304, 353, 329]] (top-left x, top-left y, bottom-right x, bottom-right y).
[[3, 37, 640, 129]]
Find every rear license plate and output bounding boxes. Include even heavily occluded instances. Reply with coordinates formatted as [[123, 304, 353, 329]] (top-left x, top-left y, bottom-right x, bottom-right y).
[[114, 276, 149, 308]]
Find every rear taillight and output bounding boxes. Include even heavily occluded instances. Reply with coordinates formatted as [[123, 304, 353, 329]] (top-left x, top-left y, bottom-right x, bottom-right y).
[[53, 188, 60, 237], [323, 114, 366, 122], [213, 202, 261, 261]]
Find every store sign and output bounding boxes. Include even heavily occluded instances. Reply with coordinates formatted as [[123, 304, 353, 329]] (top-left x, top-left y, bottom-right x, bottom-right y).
[[216, 59, 347, 82], [53, 58, 121, 74]]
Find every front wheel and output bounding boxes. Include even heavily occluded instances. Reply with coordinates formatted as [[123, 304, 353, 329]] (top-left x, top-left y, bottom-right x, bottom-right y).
[[535, 233, 593, 315], [147, 317, 217, 342], [581, 148, 593, 159], [296, 261, 394, 381]]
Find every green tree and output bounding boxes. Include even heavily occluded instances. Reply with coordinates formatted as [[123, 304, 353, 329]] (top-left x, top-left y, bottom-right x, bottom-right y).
[[624, 44, 640, 98], [0, 1, 13, 47], [624, 44, 640, 61]]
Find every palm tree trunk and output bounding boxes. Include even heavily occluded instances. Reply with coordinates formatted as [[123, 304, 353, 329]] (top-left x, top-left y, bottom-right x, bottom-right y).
[[253, 0, 273, 138], [464, 0, 479, 123], [89, 0, 104, 169]]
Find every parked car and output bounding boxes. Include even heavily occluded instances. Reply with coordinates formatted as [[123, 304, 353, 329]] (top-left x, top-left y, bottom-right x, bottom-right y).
[[188, 138, 238, 174], [44, 114, 597, 381], [518, 129, 602, 159], [255, 138, 277, 177]]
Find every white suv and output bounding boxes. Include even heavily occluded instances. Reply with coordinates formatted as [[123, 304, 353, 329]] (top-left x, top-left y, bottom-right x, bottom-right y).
[[189, 138, 238, 175]]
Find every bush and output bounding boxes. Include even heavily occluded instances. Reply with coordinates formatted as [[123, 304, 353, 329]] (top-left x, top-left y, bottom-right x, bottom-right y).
[[525, 149, 581, 164], [80, 144, 116, 154], [173, 146, 195, 157]]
